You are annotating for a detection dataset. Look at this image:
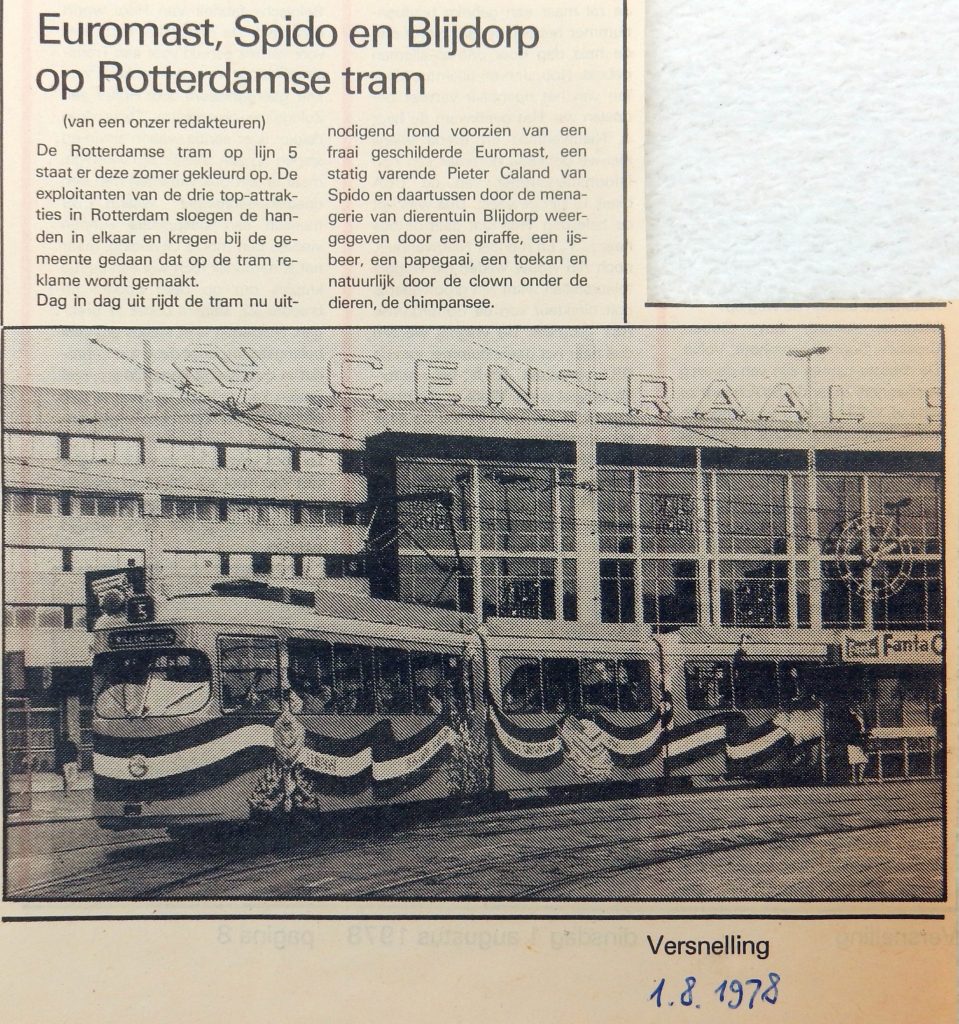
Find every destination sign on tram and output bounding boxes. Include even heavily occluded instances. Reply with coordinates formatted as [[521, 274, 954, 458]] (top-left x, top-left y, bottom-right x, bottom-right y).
[[841, 631, 943, 664], [107, 627, 178, 649]]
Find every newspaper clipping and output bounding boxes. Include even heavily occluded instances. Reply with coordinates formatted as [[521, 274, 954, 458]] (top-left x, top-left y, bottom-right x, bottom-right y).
[[1, 2, 954, 1022]]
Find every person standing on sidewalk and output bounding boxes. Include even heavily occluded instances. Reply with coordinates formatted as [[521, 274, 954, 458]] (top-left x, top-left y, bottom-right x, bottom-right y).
[[842, 704, 868, 785], [58, 735, 80, 793]]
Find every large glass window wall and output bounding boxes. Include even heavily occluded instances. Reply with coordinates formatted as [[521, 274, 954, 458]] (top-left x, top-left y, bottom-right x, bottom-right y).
[[392, 458, 942, 631]]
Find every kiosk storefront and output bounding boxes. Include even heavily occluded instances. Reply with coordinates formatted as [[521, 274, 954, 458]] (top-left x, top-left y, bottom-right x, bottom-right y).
[[828, 631, 944, 781]]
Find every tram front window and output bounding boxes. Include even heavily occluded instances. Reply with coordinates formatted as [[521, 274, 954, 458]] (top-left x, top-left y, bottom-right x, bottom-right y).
[[94, 649, 211, 718]]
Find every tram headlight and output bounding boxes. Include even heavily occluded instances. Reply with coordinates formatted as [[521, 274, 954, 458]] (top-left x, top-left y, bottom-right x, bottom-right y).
[[128, 754, 148, 779]]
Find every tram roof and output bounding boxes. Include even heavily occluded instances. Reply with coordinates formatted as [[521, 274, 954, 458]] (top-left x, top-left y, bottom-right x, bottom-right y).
[[484, 617, 652, 639], [481, 617, 659, 653], [97, 586, 477, 641]]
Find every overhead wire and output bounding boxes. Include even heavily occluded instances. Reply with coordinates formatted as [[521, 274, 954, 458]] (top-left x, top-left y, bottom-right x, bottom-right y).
[[7, 443, 935, 527], [5, 457, 364, 505], [6, 456, 939, 550], [8, 371, 936, 624], [6, 407, 362, 449], [7, 450, 939, 554], [17, 338, 941, 488], [467, 338, 749, 450], [6, 341, 939, 561], [87, 338, 364, 444]]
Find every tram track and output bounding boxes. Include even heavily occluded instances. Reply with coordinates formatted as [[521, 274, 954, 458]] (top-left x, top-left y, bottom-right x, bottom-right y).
[[8, 834, 193, 899], [7, 781, 941, 901], [331, 806, 937, 901], [33, 831, 165, 859], [131, 804, 450, 900], [134, 797, 762, 898], [512, 816, 941, 900], [6, 818, 282, 900], [9, 811, 399, 900], [143, 783, 937, 899], [342, 785, 935, 898], [399, 786, 905, 844]]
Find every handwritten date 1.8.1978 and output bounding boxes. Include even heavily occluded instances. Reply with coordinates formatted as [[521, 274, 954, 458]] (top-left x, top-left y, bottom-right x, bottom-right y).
[[650, 974, 781, 1010]]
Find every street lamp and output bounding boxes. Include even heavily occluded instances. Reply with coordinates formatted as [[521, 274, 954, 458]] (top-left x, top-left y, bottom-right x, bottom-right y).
[[787, 346, 830, 631]]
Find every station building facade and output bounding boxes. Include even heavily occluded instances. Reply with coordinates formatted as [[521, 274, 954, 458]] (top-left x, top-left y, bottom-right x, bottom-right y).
[[2, 380, 943, 781], [367, 434, 942, 633]]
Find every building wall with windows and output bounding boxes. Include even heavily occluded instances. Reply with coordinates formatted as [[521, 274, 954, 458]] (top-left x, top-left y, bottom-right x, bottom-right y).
[[366, 434, 942, 636], [2, 384, 372, 771]]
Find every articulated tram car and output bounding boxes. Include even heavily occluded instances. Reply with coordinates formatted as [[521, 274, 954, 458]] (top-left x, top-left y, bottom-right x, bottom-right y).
[[92, 584, 941, 831], [92, 588, 671, 829], [483, 618, 665, 791], [92, 590, 489, 829], [658, 629, 830, 784], [659, 627, 943, 785]]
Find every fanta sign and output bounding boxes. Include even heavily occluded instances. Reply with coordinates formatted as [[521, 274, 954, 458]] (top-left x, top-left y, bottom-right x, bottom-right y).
[[842, 631, 943, 664]]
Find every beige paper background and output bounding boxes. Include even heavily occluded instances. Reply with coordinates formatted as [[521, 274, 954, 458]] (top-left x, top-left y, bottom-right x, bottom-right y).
[[3, 0, 639, 326], [1, 2, 956, 1021]]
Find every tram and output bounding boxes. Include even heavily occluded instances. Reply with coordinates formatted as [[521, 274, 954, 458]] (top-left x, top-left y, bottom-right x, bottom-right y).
[[91, 579, 943, 831], [92, 584, 488, 829], [484, 617, 665, 792], [658, 629, 830, 785], [658, 626, 943, 786]]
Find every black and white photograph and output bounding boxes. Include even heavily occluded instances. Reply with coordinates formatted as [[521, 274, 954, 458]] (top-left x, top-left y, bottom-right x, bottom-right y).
[[3, 325, 945, 902]]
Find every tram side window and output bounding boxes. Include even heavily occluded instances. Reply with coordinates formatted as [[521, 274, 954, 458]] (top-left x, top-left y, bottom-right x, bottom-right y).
[[287, 638, 337, 713], [501, 657, 654, 714], [376, 648, 414, 713], [502, 658, 581, 713], [543, 658, 578, 712], [374, 652, 467, 716], [412, 653, 447, 715], [685, 661, 733, 710], [578, 659, 653, 712], [288, 642, 467, 716], [580, 659, 619, 710], [501, 658, 542, 712], [220, 636, 281, 713], [732, 660, 779, 709], [332, 644, 375, 714], [618, 661, 654, 711]]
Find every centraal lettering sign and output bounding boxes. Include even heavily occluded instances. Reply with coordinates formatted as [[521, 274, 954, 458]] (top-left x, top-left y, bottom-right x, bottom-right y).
[[310, 355, 942, 424], [842, 631, 944, 664]]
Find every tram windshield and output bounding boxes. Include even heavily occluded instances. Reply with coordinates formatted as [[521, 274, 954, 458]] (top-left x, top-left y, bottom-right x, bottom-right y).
[[94, 649, 212, 718]]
